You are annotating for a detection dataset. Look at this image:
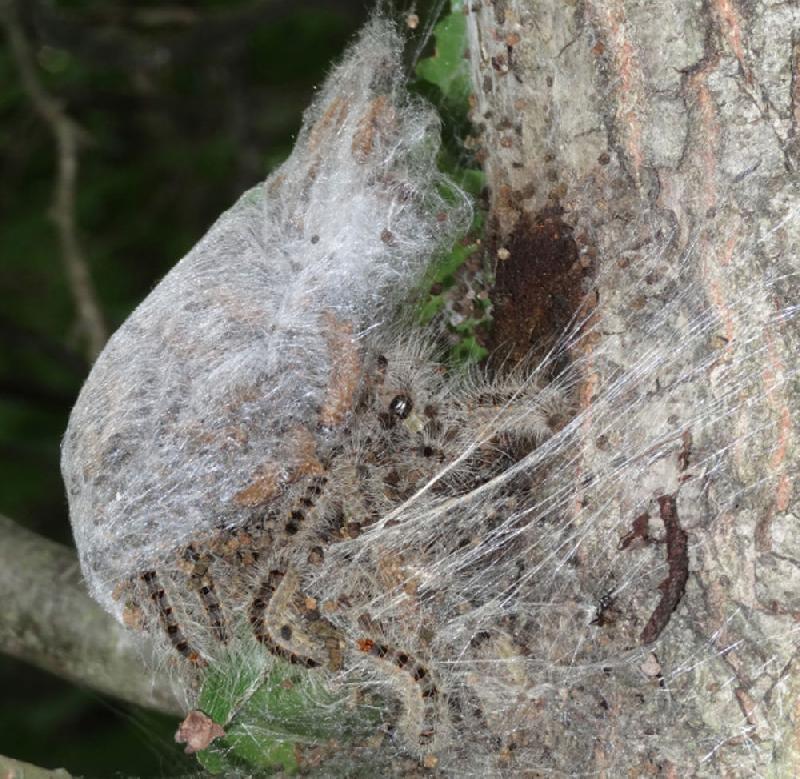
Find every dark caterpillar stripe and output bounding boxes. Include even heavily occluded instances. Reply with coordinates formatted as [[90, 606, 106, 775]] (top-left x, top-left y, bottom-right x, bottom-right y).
[[283, 475, 328, 536], [357, 637, 438, 743], [249, 569, 320, 668], [187, 548, 228, 643], [255, 633, 320, 669], [141, 570, 204, 665]]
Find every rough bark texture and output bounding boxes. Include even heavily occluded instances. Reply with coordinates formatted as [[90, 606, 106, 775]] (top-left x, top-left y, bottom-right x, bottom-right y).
[[469, 1, 799, 775], [0, 515, 180, 715]]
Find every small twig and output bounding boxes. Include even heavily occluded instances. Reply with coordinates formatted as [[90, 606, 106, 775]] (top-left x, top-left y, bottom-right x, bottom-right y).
[[640, 495, 689, 645], [126, 7, 200, 27], [0, 514, 181, 716], [1, 0, 107, 361]]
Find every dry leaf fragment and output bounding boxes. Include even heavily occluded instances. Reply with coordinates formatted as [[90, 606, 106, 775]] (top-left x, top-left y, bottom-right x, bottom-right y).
[[175, 710, 226, 754]]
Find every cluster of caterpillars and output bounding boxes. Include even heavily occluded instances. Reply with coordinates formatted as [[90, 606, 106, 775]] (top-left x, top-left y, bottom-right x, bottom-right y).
[[138, 530, 442, 734], [128, 353, 451, 741], [123, 340, 564, 747], [126, 348, 556, 752]]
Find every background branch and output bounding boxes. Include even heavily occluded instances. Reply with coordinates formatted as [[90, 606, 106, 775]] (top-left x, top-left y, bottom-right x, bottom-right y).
[[0, 753, 73, 779], [1, 0, 107, 362], [0, 514, 180, 716]]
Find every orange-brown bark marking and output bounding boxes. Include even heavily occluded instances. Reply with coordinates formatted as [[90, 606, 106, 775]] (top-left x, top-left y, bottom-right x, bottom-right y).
[[589, 0, 647, 181], [712, 0, 752, 84], [756, 329, 795, 551]]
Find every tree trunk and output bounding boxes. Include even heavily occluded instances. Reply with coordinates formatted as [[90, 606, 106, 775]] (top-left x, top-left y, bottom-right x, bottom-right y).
[[468, 1, 799, 775]]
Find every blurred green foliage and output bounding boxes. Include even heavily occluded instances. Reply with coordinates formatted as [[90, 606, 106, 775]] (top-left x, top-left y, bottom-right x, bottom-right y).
[[414, 0, 471, 115]]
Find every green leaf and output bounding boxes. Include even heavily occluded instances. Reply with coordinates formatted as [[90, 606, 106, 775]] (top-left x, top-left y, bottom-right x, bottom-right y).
[[418, 293, 446, 325], [452, 335, 489, 364], [453, 167, 486, 198], [434, 240, 481, 282], [194, 647, 385, 775], [195, 744, 228, 775], [413, 2, 491, 367], [223, 730, 298, 774], [415, 7, 471, 112]]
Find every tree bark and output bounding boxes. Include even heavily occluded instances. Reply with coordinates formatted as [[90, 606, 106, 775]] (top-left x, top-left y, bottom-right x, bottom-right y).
[[0, 515, 180, 716], [469, 1, 799, 775]]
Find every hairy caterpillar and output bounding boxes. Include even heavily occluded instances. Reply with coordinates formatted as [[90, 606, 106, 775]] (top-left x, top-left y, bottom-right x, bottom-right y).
[[61, 5, 800, 777]]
